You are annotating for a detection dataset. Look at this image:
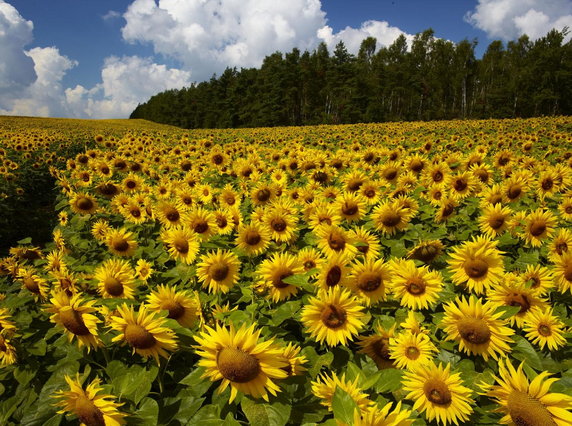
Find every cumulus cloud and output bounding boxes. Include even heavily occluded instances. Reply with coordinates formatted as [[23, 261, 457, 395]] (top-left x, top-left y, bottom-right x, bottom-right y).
[[317, 20, 413, 53], [465, 0, 572, 41], [65, 56, 192, 118]]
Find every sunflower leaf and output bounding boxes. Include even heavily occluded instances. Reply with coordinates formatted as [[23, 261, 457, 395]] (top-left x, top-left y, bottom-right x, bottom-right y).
[[241, 396, 291, 426], [511, 335, 544, 371], [332, 386, 358, 425], [496, 305, 522, 319]]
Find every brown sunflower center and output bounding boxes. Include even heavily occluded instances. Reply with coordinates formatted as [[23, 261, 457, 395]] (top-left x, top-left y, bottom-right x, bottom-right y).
[[173, 237, 189, 254], [371, 337, 391, 360], [507, 390, 557, 426], [441, 203, 455, 217], [357, 272, 382, 292], [130, 208, 141, 218], [529, 220, 546, 237], [406, 346, 420, 359], [244, 230, 261, 246], [77, 197, 94, 211], [506, 293, 530, 314], [23, 277, 40, 294], [194, 220, 209, 234], [217, 347, 261, 383], [538, 324, 552, 337], [433, 171, 444, 182], [383, 168, 398, 181], [207, 262, 228, 282], [454, 178, 468, 191], [541, 178, 553, 191], [488, 214, 505, 230], [364, 189, 375, 198], [475, 169, 489, 182], [463, 258, 489, 279], [216, 216, 228, 228], [320, 304, 347, 329], [564, 263, 572, 282], [381, 211, 401, 227], [124, 324, 156, 349], [318, 216, 332, 225], [212, 154, 224, 165], [256, 189, 271, 202], [566, 206, 572, 214], [271, 218, 287, 232], [457, 317, 491, 345], [424, 379, 452, 406], [104, 276, 124, 296], [412, 245, 439, 263], [347, 179, 364, 191], [274, 272, 293, 289], [161, 300, 185, 320], [406, 277, 426, 295], [112, 239, 130, 253], [342, 202, 358, 216], [60, 308, 90, 336], [507, 184, 522, 200], [328, 232, 346, 251], [165, 208, 180, 222], [326, 266, 342, 287], [75, 395, 105, 426], [555, 242, 568, 255]]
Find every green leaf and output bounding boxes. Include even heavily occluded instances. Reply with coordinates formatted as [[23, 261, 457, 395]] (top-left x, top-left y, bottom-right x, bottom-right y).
[[512, 335, 543, 371], [27, 339, 47, 356], [375, 369, 403, 393], [496, 305, 522, 319], [179, 367, 212, 398], [271, 300, 301, 326], [241, 396, 291, 426], [107, 362, 158, 404], [17, 237, 32, 245], [331, 386, 358, 426], [133, 397, 158, 426]]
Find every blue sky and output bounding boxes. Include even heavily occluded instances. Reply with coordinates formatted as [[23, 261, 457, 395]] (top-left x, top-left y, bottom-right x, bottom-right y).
[[1, 0, 571, 119]]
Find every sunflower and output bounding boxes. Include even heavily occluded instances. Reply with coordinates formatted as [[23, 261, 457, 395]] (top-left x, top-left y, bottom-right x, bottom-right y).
[[348, 226, 381, 261], [407, 240, 445, 264], [160, 226, 200, 264], [402, 361, 474, 426], [424, 162, 449, 186], [146, 285, 200, 328], [135, 259, 154, 281], [69, 192, 98, 215], [316, 253, 351, 290], [435, 197, 458, 223], [45, 291, 103, 352], [308, 201, 341, 229], [359, 180, 383, 205], [448, 235, 505, 295], [193, 323, 288, 403], [335, 192, 366, 223], [521, 264, 554, 295], [520, 209, 557, 247], [478, 203, 513, 238], [401, 310, 430, 336], [301, 286, 365, 346], [187, 207, 217, 240], [0, 308, 16, 336], [389, 331, 437, 370], [523, 307, 567, 351], [281, 342, 307, 377], [503, 175, 527, 203], [447, 171, 477, 200], [297, 247, 325, 276], [357, 323, 396, 369], [17, 266, 49, 299], [0, 335, 17, 366], [256, 252, 304, 302], [346, 258, 392, 306], [155, 200, 187, 228], [235, 223, 271, 256], [553, 251, 572, 293], [54, 374, 126, 426], [264, 207, 298, 243], [251, 182, 275, 206], [558, 197, 572, 221], [94, 258, 137, 299], [371, 201, 412, 235], [220, 184, 240, 208], [105, 228, 138, 257], [316, 224, 357, 260], [483, 358, 572, 425], [441, 296, 514, 360], [91, 219, 111, 242], [110, 303, 178, 363], [196, 250, 241, 294], [548, 228, 572, 261], [343, 170, 369, 193], [122, 172, 145, 192], [311, 371, 372, 411], [353, 401, 413, 426], [213, 208, 235, 235], [388, 259, 443, 310], [487, 273, 547, 328], [536, 169, 560, 199]]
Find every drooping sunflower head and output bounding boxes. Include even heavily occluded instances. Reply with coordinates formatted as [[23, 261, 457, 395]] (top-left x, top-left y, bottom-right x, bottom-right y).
[[17, 266, 49, 299], [193, 323, 288, 403], [407, 240, 444, 264]]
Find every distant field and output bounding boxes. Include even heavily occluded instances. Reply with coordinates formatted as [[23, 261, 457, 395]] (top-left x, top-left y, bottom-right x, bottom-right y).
[[0, 115, 571, 425]]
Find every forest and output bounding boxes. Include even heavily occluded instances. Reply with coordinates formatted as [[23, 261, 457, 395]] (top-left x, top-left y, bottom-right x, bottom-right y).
[[130, 28, 572, 128]]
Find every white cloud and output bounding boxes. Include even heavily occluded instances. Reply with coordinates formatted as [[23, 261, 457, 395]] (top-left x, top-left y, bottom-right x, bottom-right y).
[[465, 0, 572, 41], [317, 20, 413, 53], [65, 56, 192, 118], [102, 10, 121, 21]]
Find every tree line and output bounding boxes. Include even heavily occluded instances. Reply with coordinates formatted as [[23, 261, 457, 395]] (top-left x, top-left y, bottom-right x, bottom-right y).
[[130, 28, 572, 128]]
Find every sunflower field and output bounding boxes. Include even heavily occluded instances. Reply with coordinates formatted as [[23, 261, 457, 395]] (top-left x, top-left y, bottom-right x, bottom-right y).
[[1, 115, 572, 425]]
